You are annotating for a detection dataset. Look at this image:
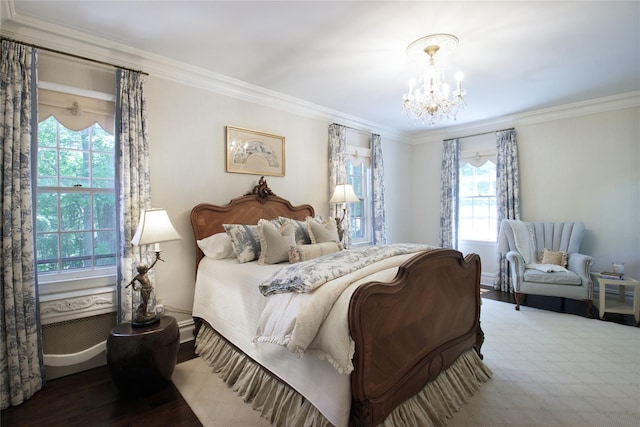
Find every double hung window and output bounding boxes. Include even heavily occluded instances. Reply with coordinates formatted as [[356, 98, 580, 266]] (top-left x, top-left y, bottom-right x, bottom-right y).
[[36, 89, 116, 288]]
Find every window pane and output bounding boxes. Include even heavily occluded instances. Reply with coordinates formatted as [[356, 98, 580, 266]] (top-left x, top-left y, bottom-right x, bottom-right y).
[[91, 124, 115, 151], [94, 230, 117, 266], [92, 152, 115, 187], [36, 192, 59, 232], [37, 148, 58, 181], [36, 233, 59, 272], [94, 193, 116, 229], [60, 192, 91, 231], [59, 149, 90, 181], [61, 231, 92, 269], [37, 116, 58, 147]]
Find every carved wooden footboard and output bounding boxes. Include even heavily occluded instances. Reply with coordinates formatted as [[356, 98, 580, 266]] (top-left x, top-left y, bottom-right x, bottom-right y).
[[348, 249, 483, 426]]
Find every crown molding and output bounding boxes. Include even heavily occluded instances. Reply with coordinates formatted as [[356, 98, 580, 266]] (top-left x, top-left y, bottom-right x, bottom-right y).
[[411, 91, 640, 145], [1, 8, 410, 142]]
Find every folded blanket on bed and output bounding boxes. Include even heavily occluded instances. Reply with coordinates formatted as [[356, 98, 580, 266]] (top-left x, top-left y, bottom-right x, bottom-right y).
[[259, 243, 434, 296], [255, 244, 437, 374]]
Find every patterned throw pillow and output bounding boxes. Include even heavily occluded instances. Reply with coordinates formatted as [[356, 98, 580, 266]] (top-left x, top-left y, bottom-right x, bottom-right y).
[[540, 248, 568, 267], [288, 242, 342, 263], [257, 219, 296, 265], [306, 216, 339, 244], [223, 224, 261, 263], [277, 217, 311, 245]]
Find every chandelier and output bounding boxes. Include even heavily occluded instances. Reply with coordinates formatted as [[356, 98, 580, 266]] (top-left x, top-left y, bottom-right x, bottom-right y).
[[402, 34, 466, 126]]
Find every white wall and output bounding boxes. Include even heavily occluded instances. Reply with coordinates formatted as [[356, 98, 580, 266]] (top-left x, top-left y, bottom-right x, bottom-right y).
[[411, 104, 640, 283], [35, 52, 415, 327], [144, 75, 414, 324]]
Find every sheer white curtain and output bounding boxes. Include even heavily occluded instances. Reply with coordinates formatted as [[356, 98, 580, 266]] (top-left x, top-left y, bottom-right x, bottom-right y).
[[439, 139, 460, 249], [1, 39, 45, 409], [494, 129, 520, 292], [115, 69, 152, 323]]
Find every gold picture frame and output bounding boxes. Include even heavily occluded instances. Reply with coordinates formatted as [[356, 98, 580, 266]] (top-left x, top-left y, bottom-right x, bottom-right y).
[[226, 126, 285, 176]]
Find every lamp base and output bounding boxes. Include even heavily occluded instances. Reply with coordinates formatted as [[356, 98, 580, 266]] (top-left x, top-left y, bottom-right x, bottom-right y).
[[131, 313, 160, 328]]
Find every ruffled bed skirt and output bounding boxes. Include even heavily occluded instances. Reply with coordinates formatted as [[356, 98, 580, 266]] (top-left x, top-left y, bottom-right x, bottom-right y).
[[195, 324, 492, 427]]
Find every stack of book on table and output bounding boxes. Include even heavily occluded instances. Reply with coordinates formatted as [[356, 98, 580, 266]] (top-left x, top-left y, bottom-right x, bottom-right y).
[[599, 271, 625, 280]]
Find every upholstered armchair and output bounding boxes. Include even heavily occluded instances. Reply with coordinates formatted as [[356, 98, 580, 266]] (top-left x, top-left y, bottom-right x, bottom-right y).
[[498, 220, 594, 317]]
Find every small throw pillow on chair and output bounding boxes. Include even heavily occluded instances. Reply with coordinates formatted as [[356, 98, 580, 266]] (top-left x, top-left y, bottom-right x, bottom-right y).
[[540, 248, 568, 267]]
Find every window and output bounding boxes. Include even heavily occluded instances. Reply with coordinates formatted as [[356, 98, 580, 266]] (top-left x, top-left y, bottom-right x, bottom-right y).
[[36, 115, 117, 282], [345, 159, 371, 244], [458, 160, 497, 241]]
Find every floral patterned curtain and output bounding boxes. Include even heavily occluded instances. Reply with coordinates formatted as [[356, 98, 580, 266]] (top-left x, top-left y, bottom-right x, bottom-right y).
[[439, 139, 460, 249], [494, 129, 520, 292], [1, 40, 45, 409], [116, 69, 152, 323], [328, 124, 352, 247], [371, 133, 386, 244]]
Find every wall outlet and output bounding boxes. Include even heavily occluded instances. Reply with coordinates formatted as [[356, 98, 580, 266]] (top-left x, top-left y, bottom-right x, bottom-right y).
[[155, 304, 165, 315]]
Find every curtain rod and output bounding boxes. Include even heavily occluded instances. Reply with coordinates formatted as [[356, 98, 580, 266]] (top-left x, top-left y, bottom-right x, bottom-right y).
[[331, 122, 377, 136], [443, 127, 515, 142], [1, 37, 149, 76]]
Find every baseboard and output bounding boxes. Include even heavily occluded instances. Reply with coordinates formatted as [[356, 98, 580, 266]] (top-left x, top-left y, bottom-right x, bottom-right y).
[[178, 318, 196, 343]]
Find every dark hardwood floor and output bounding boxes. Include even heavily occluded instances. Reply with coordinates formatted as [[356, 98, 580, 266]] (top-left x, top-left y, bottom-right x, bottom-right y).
[[2, 289, 636, 426], [1, 342, 202, 427]]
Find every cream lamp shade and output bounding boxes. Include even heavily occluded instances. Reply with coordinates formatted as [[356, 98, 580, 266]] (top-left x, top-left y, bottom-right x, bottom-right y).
[[329, 184, 360, 204], [131, 208, 182, 248]]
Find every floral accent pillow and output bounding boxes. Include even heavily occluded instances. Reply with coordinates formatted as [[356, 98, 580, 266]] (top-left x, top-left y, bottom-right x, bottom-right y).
[[223, 224, 261, 263], [277, 217, 312, 245]]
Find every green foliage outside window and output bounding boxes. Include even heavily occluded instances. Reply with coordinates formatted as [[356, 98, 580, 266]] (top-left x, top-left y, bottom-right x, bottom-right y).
[[36, 116, 116, 273]]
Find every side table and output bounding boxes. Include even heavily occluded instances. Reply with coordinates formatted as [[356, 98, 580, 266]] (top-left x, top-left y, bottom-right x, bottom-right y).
[[107, 315, 180, 395], [591, 273, 640, 325]]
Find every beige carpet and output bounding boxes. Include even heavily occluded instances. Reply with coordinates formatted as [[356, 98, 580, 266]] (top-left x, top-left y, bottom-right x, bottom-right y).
[[172, 299, 640, 426]]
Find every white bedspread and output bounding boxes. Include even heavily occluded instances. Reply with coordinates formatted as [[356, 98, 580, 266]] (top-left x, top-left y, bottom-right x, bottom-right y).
[[192, 258, 352, 426], [254, 252, 425, 374]]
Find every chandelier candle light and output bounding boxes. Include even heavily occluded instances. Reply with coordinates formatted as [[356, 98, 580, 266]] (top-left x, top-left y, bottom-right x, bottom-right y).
[[402, 33, 466, 126], [127, 208, 182, 327]]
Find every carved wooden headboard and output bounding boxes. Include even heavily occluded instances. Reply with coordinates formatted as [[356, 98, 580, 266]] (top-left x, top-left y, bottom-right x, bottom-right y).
[[190, 177, 315, 270]]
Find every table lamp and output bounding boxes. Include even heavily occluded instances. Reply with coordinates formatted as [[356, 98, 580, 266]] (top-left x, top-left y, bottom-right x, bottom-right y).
[[127, 208, 182, 327], [329, 184, 360, 242]]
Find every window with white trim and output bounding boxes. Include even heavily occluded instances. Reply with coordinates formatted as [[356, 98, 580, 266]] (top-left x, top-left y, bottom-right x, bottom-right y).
[[36, 89, 116, 287], [458, 156, 497, 242], [345, 138, 372, 245]]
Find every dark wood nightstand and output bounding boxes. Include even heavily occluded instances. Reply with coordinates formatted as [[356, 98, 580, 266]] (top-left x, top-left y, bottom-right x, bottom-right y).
[[107, 315, 180, 395]]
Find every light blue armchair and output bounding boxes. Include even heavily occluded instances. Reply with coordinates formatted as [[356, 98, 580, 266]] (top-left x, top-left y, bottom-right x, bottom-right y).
[[498, 221, 594, 317]]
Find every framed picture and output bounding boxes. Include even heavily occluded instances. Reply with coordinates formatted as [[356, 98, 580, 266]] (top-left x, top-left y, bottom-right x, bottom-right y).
[[226, 126, 285, 176]]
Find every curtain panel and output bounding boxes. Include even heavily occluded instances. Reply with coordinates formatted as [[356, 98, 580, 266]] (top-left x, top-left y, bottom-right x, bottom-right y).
[[494, 129, 520, 292], [371, 133, 387, 245], [328, 124, 352, 247], [1, 40, 45, 409], [439, 139, 460, 249], [115, 69, 152, 323]]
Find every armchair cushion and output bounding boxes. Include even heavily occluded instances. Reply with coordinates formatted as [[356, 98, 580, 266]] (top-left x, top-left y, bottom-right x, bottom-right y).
[[523, 269, 582, 285]]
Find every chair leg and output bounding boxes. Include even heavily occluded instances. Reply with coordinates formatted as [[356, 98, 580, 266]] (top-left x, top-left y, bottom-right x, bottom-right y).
[[515, 292, 524, 311], [585, 299, 593, 318]]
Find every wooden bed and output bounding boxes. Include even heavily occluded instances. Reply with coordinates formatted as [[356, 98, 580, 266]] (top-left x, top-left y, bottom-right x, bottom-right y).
[[190, 179, 486, 427]]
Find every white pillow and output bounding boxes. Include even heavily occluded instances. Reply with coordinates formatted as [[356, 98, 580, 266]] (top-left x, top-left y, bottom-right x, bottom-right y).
[[197, 232, 235, 260]]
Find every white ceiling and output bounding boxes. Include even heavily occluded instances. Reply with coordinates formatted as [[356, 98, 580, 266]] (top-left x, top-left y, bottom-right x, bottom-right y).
[[3, 1, 640, 133]]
